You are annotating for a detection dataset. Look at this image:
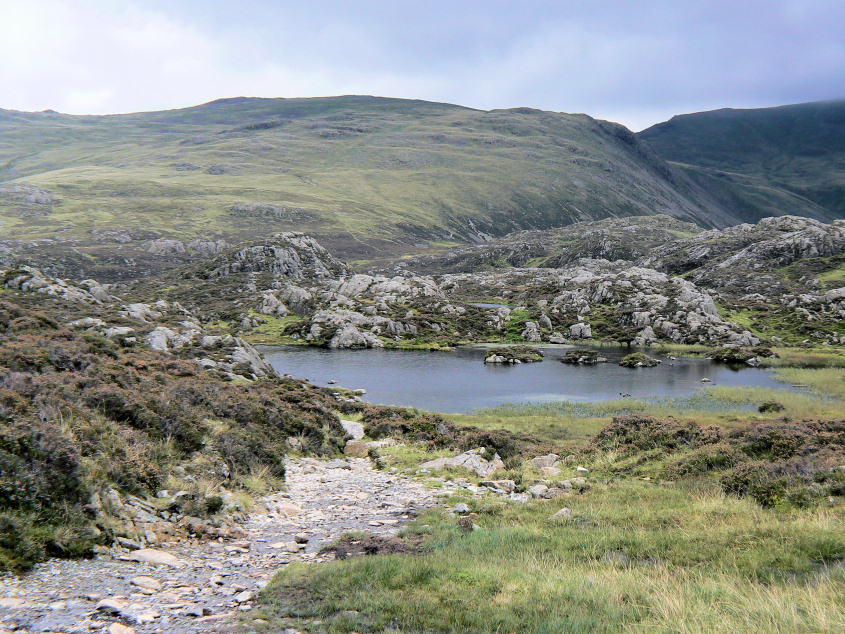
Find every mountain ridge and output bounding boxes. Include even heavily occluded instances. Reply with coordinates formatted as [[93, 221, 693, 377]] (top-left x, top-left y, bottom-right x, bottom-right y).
[[1, 95, 843, 282], [639, 98, 845, 222]]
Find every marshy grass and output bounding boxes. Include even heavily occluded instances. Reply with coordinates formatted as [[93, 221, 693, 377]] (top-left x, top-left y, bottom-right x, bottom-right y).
[[763, 347, 845, 369]]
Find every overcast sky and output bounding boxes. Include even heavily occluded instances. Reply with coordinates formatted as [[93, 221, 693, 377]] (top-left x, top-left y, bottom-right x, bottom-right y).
[[2, 1, 844, 131]]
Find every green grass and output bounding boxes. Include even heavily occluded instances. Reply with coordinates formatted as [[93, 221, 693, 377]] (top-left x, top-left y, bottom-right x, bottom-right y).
[[720, 305, 845, 344], [449, 380, 843, 447], [773, 367, 845, 399], [258, 483, 845, 632], [503, 308, 531, 342], [762, 347, 845, 369], [244, 313, 303, 344], [817, 261, 845, 290]]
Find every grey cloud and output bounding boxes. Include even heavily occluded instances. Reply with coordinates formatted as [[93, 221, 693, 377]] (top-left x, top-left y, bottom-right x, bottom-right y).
[[2, 0, 844, 130]]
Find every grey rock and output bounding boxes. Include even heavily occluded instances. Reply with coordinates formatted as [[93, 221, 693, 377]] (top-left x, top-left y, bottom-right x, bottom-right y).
[[550, 507, 572, 520], [340, 419, 365, 440], [419, 449, 505, 478]]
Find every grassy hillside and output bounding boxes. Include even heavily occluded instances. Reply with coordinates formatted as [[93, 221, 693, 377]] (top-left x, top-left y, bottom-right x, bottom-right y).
[[1, 96, 740, 278], [640, 100, 845, 222]]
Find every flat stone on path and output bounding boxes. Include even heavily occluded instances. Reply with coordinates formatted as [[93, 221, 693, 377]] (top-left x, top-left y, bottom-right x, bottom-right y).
[[131, 576, 162, 591], [125, 548, 187, 568]]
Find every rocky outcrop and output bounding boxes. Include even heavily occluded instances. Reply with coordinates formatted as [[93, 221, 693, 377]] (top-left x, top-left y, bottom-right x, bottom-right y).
[[3, 265, 278, 382], [483, 345, 543, 364], [2, 266, 113, 304], [389, 215, 703, 275], [146, 238, 229, 257], [206, 232, 347, 280], [147, 238, 186, 256], [419, 449, 505, 478], [304, 310, 416, 348], [0, 183, 59, 209], [644, 216, 845, 295], [229, 202, 314, 221], [440, 259, 757, 345]]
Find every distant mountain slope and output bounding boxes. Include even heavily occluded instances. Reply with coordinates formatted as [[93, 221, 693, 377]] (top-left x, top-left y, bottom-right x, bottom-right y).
[[0, 95, 740, 278], [639, 100, 845, 222]]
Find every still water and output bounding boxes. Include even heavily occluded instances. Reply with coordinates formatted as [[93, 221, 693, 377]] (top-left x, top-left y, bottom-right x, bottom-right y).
[[260, 345, 789, 414]]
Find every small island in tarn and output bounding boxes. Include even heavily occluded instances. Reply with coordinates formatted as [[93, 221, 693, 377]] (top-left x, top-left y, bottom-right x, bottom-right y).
[[484, 345, 544, 364], [619, 352, 661, 368], [560, 348, 608, 365]]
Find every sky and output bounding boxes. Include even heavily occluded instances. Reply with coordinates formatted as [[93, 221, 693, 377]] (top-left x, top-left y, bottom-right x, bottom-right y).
[[1, 0, 844, 131]]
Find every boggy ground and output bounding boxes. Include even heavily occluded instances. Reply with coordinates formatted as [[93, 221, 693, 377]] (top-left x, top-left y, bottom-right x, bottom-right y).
[[0, 457, 435, 633]]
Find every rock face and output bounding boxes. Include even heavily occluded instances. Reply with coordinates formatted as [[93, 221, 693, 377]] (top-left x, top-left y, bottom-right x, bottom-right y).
[[569, 322, 592, 339]]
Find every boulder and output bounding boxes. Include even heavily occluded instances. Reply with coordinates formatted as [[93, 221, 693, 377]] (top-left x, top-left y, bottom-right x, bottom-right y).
[[343, 441, 371, 458], [549, 507, 572, 520], [521, 321, 542, 342], [339, 419, 365, 440], [528, 484, 549, 498], [530, 454, 559, 469], [479, 480, 516, 493], [569, 322, 592, 339]]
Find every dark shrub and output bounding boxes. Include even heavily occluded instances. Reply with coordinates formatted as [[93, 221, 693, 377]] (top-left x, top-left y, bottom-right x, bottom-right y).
[[592, 416, 721, 451], [740, 422, 809, 459], [0, 419, 88, 513], [216, 427, 287, 478], [720, 460, 825, 508], [758, 401, 786, 414], [0, 514, 45, 571]]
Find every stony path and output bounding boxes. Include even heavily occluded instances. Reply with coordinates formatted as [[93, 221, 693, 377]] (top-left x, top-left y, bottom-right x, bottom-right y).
[[0, 457, 435, 633]]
